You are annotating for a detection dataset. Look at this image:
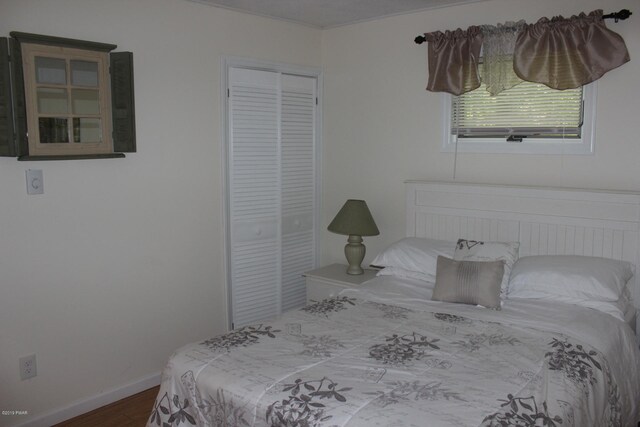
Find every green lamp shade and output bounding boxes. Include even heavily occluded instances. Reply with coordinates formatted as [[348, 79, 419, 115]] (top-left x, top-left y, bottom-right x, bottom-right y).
[[328, 199, 379, 275], [327, 200, 379, 236]]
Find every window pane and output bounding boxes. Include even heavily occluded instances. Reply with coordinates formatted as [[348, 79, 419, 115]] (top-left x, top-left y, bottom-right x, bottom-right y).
[[452, 80, 583, 139], [72, 89, 100, 114], [73, 118, 102, 143], [71, 60, 99, 86], [35, 57, 67, 85], [37, 88, 68, 114], [39, 118, 69, 143]]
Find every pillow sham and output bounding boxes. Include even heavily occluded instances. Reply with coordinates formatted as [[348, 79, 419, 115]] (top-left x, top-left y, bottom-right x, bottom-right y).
[[453, 239, 519, 298], [623, 296, 637, 331], [370, 237, 456, 280], [507, 255, 634, 302], [510, 294, 633, 323], [376, 266, 435, 284], [432, 256, 504, 309]]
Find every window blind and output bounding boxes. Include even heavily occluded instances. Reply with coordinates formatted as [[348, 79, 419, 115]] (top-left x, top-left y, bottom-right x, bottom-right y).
[[451, 81, 584, 139]]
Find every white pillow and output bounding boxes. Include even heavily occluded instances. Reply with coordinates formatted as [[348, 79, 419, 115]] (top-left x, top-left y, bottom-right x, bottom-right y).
[[376, 266, 435, 284], [453, 239, 519, 298], [513, 294, 632, 322], [370, 237, 456, 280], [623, 295, 637, 330], [508, 255, 634, 302]]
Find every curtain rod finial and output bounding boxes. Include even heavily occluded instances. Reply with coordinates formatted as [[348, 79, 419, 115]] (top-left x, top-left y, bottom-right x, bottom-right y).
[[618, 9, 632, 20], [415, 35, 427, 44], [604, 9, 632, 22]]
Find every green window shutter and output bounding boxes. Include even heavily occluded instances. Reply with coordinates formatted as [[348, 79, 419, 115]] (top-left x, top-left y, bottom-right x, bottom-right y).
[[10, 38, 28, 156], [0, 38, 15, 157], [110, 51, 136, 152]]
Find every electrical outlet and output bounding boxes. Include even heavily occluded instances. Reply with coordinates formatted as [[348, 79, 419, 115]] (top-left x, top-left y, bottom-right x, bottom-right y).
[[19, 354, 37, 380]]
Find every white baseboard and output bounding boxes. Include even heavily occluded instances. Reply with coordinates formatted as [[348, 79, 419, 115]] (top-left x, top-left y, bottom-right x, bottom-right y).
[[14, 372, 161, 427]]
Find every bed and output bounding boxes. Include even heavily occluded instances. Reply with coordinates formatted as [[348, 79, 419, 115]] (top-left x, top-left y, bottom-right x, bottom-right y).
[[148, 182, 640, 427]]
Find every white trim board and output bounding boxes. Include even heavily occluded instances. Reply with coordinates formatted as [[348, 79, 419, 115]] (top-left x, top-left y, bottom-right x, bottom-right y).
[[13, 372, 161, 427], [405, 181, 640, 339]]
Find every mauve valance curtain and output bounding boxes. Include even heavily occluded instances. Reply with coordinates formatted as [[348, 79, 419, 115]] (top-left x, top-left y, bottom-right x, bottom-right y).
[[425, 26, 483, 96], [423, 10, 630, 95], [513, 10, 630, 90]]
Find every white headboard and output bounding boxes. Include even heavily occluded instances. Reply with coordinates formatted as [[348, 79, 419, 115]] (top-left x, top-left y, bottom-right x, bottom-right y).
[[405, 181, 640, 331]]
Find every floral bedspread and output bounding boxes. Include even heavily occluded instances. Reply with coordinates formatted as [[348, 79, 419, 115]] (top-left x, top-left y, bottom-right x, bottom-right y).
[[147, 295, 638, 427]]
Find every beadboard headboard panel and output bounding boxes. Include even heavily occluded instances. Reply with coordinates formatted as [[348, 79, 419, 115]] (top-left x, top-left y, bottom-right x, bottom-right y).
[[405, 181, 640, 333]]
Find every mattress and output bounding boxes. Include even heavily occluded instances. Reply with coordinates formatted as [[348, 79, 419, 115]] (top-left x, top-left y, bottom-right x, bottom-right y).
[[147, 276, 640, 426]]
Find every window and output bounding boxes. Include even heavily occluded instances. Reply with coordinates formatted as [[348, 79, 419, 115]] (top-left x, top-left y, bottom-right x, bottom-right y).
[[443, 77, 596, 155], [23, 44, 111, 155], [0, 32, 135, 160]]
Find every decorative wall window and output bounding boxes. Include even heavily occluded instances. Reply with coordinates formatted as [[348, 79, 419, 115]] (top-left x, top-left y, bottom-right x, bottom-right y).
[[442, 74, 596, 155], [0, 32, 135, 160]]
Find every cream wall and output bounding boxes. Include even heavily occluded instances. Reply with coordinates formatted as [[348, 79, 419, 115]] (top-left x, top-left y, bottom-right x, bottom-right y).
[[0, 1, 321, 425], [2, 0, 639, 424], [320, 0, 640, 264]]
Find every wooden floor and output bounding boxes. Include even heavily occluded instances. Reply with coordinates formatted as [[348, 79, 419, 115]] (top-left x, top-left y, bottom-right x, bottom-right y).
[[52, 386, 159, 427]]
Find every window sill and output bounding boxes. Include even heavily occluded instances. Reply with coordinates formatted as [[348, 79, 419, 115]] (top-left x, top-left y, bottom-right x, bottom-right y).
[[441, 139, 594, 155], [18, 153, 126, 161]]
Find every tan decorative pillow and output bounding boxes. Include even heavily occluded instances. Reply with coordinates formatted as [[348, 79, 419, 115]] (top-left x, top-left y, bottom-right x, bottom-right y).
[[433, 256, 504, 309], [453, 239, 519, 299]]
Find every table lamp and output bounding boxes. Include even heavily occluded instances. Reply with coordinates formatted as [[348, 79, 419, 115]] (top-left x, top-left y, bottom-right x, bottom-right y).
[[327, 199, 379, 275]]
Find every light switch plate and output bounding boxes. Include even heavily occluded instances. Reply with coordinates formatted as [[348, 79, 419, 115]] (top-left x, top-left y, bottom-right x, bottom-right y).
[[26, 169, 44, 195]]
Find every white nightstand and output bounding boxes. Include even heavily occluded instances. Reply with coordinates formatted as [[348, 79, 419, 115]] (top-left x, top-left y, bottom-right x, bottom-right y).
[[304, 263, 378, 303]]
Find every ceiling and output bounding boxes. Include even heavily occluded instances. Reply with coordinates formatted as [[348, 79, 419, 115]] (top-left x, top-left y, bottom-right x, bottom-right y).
[[187, 0, 490, 28]]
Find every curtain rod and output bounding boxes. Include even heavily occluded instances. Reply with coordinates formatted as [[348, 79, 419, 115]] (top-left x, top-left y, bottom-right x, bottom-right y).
[[414, 9, 632, 44]]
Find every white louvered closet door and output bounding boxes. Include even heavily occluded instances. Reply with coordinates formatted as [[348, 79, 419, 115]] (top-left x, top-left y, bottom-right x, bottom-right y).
[[280, 75, 316, 312], [228, 67, 317, 328]]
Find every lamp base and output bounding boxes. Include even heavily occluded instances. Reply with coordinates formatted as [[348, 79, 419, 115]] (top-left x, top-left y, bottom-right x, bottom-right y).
[[344, 235, 365, 275]]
